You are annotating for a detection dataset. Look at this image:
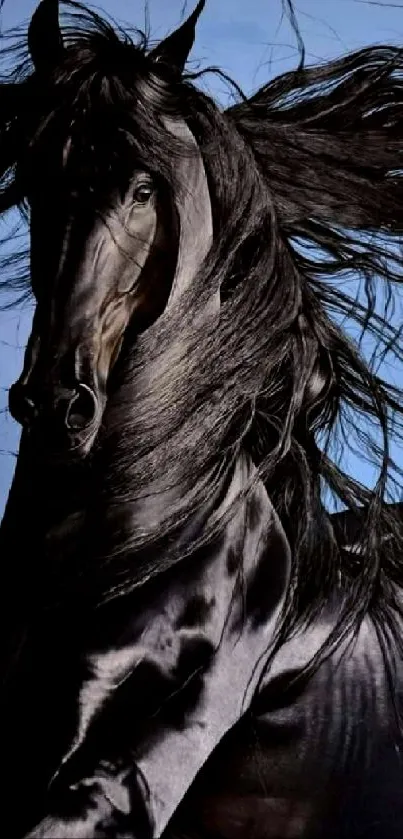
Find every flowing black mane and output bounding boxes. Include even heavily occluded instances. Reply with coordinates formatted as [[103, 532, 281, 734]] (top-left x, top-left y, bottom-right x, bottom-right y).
[[1, 0, 403, 658]]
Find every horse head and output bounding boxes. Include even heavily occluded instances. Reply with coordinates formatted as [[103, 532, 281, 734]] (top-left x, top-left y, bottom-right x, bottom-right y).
[[8, 0, 211, 461]]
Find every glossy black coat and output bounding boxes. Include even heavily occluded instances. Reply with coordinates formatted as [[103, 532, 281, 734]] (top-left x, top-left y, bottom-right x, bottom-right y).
[[2, 455, 402, 838]]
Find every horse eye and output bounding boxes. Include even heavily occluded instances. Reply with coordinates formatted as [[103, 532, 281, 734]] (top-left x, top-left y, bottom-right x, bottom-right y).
[[133, 181, 154, 205]]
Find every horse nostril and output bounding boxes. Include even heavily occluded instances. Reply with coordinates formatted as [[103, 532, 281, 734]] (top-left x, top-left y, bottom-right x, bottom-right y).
[[8, 382, 38, 427], [65, 383, 98, 431]]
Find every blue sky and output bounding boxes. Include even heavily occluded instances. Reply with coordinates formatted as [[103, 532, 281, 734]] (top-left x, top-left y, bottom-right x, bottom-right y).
[[1, 0, 403, 516]]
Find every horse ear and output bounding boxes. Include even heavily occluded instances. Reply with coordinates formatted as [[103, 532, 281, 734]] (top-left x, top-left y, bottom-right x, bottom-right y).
[[149, 0, 205, 73], [28, 0, 64, 73]]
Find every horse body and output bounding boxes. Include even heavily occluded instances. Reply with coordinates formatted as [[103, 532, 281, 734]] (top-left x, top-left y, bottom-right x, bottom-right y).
[[3, 455, 402, 838], [1, 1, 403, 836]]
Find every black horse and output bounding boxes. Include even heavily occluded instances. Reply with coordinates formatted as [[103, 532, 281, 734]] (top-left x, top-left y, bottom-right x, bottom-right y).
[[1, 1, 403, 836]]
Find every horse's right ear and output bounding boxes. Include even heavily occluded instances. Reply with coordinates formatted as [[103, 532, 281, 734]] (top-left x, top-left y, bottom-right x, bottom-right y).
[[28, 0, 64, 73], [149, 0, 205, 74]]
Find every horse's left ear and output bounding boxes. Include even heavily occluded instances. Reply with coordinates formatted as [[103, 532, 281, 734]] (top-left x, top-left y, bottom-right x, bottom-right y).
[[149, 0, 205, 73], [28, 0, 64, 73]]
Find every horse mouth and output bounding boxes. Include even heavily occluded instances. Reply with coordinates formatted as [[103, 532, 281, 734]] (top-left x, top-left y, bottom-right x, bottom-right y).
[[33, 412, 103, 463]]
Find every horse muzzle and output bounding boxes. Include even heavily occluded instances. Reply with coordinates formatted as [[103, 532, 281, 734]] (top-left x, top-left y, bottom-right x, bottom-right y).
[[8, 377, 104, 459]]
